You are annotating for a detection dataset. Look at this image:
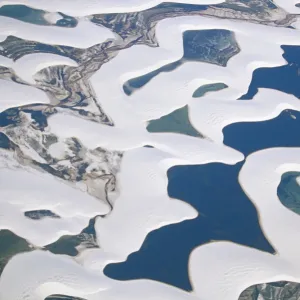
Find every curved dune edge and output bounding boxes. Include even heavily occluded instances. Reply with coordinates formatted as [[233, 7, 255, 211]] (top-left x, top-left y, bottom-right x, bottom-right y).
[[0, 52, 78, 84], [189, 88, 300, 143], [0, 0, 224, 16], [0, 16, 115, 47], [189, 148, 300, 300], [239, 148, 300, 260], [94, 145, 241, 261], [0, 0, 299, 15], [274, 0, 300, 13], [1, 4, 300, 300], [0, 79, 49, 112], [46, 112, 243, 255], [239, 280, 300, 299], [2, 149, 300, 300], [0, 167, 110, 246], [89, 16, 300, 137]]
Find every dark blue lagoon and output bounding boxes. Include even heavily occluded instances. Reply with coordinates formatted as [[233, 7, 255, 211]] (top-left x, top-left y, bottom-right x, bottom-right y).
[[223, 110, 300, 156], [105, 109, 300, 291], [123, 29, 239, 96], [104, 46, 300, 291], [278, 171, 300, 216], [0, 5, 48, 25], [241, 45, 300, 99], [0, 4, 77, 27], [105, 160, 274, 291]]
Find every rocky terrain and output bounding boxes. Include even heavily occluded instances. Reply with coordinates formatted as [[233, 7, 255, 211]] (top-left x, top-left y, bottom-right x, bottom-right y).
[[239, 281, 300, 300]]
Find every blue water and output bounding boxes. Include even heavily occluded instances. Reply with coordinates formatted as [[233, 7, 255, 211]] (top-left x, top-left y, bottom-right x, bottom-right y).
[[277, 171, 300, 216], [223, 110, 300, 156], [104, 45, 300, 291], [0, 5, 77, 27], [123, 29, 236, 95], [105, 161, 273, 290], [241, 45, 300, 99]]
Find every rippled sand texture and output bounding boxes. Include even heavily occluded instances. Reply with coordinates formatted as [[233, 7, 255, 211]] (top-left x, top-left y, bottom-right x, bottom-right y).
[[0, 0, 300, 300]]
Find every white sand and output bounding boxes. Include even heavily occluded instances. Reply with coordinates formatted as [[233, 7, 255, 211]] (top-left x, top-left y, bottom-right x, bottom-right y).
[[0, 79, 49, 112], [0, 250, 111, 300], [190, 241, 300, 300], [0, 0, 224, 16], [189, 148, 300, 300], [189, 88, 300, 143], [1, 0, 297, 15], [0, 168, 110, 246], [95, 145, 241, 261], [43, 12, 63, 24], [274, 0, 300, 13], [90, 16, 299, 135], [0, 52, 78, 84]]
